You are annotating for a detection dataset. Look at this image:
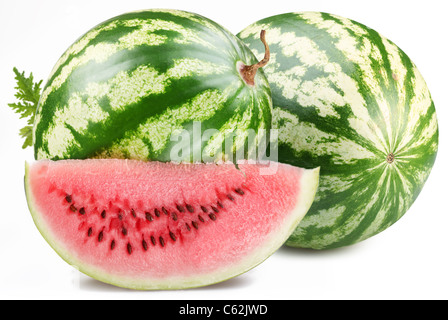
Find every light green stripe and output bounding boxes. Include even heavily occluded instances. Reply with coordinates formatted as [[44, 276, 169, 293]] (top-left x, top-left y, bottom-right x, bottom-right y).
[[167, 58, 231, 79], [40, 20, 168, 106], [93, 89, 228, 160], [40, 15, 226, 107], [273, 108, 376, 164]]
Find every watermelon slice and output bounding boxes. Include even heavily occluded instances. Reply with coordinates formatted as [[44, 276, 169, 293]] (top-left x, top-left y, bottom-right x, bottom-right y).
[[25, 159, 319, 290]]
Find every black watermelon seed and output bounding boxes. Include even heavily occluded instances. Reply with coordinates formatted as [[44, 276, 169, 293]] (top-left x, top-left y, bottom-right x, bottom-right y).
[[217, 201, 223, 209], [171, 212, 178, 221], [145, 212, 154, 221], [192, 221, 199, 230], [200, 206, 208, 213], [150, 236, 156, 246], [162, 207, 168, 215], [101, 210, 106, 219], [69, 205, 77, 212], [142, 239, 148, 251], [176, 204, 185, 213], [65, 195, 72, 203], [110, 240, 116, 250], [159, 236, 165, 247], [122, 227, 128, 236], [185, 223, 191, 231], [87, 227, 93, 237], [235, 188, 245, 195], [169, 231, 176, 241], [79, 207, 86, 215], [198, 215, 205, 223], [127, 243, 132, 255], [131, 209, 137, 218], [154, 209, 161, 217], [227, 194, 235, 201], [186, 204, 194, 213], [209, 213, 217, 221], [98, 231, 104, 242], [211, 206, 219, 213]]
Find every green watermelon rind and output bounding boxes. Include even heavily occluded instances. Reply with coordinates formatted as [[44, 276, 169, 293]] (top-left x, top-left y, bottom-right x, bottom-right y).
[[33, 9, 272, 164], [24, 161, 319, 290], [238, 12, 438, 250]]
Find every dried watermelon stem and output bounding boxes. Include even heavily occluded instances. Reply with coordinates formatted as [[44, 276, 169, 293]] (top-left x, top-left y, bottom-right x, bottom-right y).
[[239, 30, 270, 86]]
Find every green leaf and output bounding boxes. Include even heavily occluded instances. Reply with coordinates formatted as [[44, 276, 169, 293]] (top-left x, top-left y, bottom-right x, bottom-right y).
[[19, 126, 33, 149], [8, 67, 43, 149]]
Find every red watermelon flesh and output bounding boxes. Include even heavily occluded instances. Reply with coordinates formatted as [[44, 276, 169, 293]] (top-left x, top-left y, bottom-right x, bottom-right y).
[[25, 159, 319, 290]]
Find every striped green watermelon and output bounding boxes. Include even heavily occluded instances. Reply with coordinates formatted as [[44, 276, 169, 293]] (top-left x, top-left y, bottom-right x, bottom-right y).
[[238, 12, 438, 249], [33, 9, 272, 163]]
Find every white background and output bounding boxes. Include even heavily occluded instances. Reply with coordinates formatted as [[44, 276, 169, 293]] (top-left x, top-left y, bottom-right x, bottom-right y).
[[0, 0, 446, 300]]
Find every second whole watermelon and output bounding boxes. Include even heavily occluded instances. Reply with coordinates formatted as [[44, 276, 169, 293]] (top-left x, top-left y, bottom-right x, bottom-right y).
[[238, 12, 438, 249]]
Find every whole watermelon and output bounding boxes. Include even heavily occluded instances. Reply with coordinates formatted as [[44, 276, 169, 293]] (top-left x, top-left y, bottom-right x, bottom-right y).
[[238, 12, 438, 249], [34, 9, 272, 163]]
